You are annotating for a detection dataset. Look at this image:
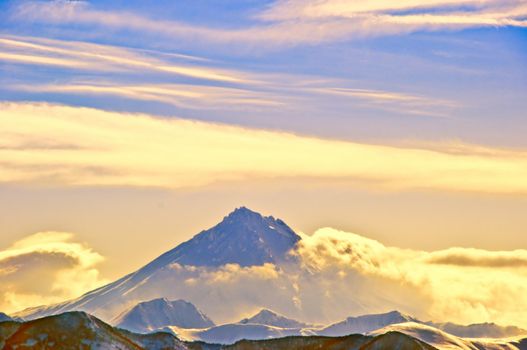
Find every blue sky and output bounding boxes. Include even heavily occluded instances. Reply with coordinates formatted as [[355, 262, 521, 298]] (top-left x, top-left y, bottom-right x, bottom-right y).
[[1, 0, 527, 248], [1, 0, 526, 146]]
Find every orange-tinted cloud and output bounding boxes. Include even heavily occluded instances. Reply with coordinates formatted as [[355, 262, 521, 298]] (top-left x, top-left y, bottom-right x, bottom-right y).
[[294, 228, 527, 328], [0, 232, 107, 314], [425, 248, 527, 268], [1, 102, 526, 194]]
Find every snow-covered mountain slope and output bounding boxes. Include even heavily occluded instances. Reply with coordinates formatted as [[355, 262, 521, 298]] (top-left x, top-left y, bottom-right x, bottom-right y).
[[164, 207, 301, 267], [119, 329, 192, 350], [0, 311, 189, 350], [318, 310, 526, 340], [369, 322, 527, 350], [14, 207, 301, 321], [143, 308, 315, 344], [143, 311, 527, 348], [319, 310, 419, 336], [10, 207, 527, 343], [2, 311, 526, 350], [361, 331, 438, 350], [3, 312, 435, 350], [238, 309, 311, 328], [0, 313, 13, 323], [430, 322, 527, 338], [370, 322, 476, 350], [181, 323, 307, 345], [218, 332, 437, 350], [1, 313, 434, 350], [155, 310, 443, 345], [114, 298, 215, 333]]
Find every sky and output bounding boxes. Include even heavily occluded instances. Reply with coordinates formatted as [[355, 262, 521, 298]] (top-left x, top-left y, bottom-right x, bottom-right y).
[[0, 0, 526, 327]]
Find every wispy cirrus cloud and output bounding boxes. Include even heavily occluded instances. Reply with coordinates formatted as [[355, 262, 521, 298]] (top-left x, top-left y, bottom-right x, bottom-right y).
[[14, 81, 454, 115], [0, 51, 91, 69], [0, 34, 457, 118], [13, 81, 286, 110], [311, 87, 457, 118], [314, 87, 455, 106], [0, 36, 250, 83], [260, 0, 527, 21], [9, 0, 527, 49], [0, 102, 526, 194]]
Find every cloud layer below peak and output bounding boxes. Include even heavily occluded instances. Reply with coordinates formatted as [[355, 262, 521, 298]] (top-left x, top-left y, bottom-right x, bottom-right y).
[[292, 228, 527, 327], [2, 226, 527, 329]]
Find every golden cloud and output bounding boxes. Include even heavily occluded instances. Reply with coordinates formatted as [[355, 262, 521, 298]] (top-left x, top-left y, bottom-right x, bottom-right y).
[[1, 102, 526, 194], [425, 247, 527, 268], [3, 226, 525, 328], [295, 228, 527, 328], [80, 228, 527, 328], [0, 231, 108, 314]]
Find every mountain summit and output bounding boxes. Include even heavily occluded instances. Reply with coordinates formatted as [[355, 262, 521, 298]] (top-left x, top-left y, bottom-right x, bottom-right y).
[[15, 207, 302, 321], [149, 206, 301, 267], [239, 309, 310, 328], [320, 311, 419, 336], [113, 298, 214, 333]]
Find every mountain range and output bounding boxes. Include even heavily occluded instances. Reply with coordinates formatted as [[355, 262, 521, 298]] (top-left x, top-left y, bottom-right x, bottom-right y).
[[3, 298, 525, 348], [113, 298, 215, 334], [239, 309, 312, 329], [1, 312, 527, 350], [6, 207, 527, 349], [318, 310, 419, 337], [108, 301, 526, 345], [0, 312, 188, 350]]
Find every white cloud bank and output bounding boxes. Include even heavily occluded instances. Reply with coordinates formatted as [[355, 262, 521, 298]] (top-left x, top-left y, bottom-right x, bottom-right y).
[[72, 227, 527, 329], [137, 228, 527, 328], [2, 227, 526, 329], [294, 228, 527, 327]]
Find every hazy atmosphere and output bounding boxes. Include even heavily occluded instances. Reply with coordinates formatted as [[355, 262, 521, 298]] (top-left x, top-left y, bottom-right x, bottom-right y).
[[1, 0, 526, 342]]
